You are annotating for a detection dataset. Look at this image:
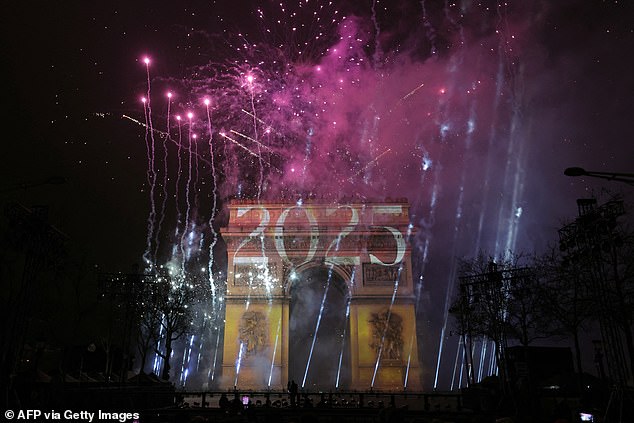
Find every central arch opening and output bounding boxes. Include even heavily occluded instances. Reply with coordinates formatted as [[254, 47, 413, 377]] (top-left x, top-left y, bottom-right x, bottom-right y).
[[289, 265, 351, 390]]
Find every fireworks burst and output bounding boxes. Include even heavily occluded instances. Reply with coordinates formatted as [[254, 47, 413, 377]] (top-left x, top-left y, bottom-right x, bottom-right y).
[[130, 1, 534, 389]]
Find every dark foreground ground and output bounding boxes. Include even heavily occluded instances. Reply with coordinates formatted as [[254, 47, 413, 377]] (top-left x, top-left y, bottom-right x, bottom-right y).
[[9, 380, 633, 423], [144, 406, 493, 423]]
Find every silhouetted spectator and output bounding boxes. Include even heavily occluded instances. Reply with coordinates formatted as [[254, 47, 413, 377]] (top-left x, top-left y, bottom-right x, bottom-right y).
[[219, 393, 229, 411], [289, 380, 299, 407], [231, 392, 243, 413]]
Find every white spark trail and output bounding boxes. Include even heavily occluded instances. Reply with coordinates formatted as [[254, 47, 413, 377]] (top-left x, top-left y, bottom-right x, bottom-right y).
[[230, 129, 275, 152], [206, 104, 220, 307], [219, 132, 262, 158]]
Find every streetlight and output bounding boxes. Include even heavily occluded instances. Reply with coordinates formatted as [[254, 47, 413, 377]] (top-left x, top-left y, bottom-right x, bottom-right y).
[[564, 167, 634, 186]]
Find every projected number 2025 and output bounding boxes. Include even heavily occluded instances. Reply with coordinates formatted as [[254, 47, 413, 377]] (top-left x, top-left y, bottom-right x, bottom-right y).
[[233, 204, 407, 267]]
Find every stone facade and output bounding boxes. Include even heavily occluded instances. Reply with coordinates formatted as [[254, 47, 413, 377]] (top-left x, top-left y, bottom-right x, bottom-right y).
[[221, 199, 422, 391]]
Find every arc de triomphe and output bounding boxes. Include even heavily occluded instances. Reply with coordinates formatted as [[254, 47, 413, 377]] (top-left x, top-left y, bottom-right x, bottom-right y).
[[220, 199, 422, 391]]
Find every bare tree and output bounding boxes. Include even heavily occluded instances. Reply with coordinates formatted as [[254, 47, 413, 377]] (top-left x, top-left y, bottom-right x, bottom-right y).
[[603, 224, 634, 383], [135, 284, 163, 374], [151, 273, 194, 381], [451, 253, 513, 389], [0, 204, 66, 407], [450, 252, 553, 391], [504, 266, 553, 348], [558, 196, 634, 385], [535, 247, 593, 378]]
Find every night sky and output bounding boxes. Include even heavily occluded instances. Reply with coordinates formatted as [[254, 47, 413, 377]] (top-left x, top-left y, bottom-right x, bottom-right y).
[[3, 0, 634, 389]]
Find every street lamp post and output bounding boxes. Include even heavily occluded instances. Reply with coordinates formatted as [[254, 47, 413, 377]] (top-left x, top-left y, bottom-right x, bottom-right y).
[[564, 167, 634, 186]]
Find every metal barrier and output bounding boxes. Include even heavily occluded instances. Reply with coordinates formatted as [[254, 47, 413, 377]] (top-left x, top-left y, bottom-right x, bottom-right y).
[[178, 390, 462, 412]]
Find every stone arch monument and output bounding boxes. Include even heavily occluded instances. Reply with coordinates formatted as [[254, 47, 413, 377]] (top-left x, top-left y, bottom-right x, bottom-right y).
[[220, 199, 422, 391]]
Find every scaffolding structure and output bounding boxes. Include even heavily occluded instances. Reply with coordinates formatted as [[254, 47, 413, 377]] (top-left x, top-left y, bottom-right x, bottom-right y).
[[558, 197, 629, 421], [456, 262, 534, 390]]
